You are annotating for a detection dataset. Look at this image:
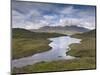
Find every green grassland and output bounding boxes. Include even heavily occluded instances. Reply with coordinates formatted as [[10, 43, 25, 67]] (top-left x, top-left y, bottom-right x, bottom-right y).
[[13, 57, 95, 74], [67, 29, 96, 57], [12, 28, 65, 59], [13, 38, 51, 59], [12, 29, 96, 74]]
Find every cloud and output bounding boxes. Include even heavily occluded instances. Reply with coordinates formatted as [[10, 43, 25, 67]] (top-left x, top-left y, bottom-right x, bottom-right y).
[[43, 15, 56, 20], [12, 1, 96, 30], [12, 10, 25, 28], [60, 6, 77, 15], [57, 17, 95, 29], [25, 22, 43, 29], [12, 3, 43, 29]]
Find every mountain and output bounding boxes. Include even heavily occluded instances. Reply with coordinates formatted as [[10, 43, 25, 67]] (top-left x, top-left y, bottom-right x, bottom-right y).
[[30, 26, 90, 35]]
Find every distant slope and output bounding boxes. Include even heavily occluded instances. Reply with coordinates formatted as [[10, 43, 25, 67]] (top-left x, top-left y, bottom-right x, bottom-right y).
[[12, 28, 66, 59], [72, 29, 96, 38], [68, 29, 96, 57], [12, 28, 66, 39], [30, 26, 90, 35]]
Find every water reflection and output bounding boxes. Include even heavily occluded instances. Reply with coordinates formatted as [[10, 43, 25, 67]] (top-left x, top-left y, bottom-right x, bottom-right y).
[[12, 36, 81, 68]]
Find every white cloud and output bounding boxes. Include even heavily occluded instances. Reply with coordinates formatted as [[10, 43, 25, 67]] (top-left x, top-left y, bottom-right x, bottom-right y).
[[53, 17, 95, 29], [12, 1, 95, 30], [43, 15, 55, 20], [27, 9, 41, 18], [59, 18, 80, 26], [79, 21, 95, 29], [12, 8, 95, 29], [12, 10, 26, 28], [25, 23, 42, 29], [25, 20, 49, 29], [13, 19, 48, 29], [12, 8, 43, 29], [60, 6, 77, 15]]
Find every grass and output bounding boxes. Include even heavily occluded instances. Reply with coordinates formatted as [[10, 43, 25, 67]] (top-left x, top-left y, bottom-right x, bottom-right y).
[[12, 38, 51, 59], [67, 29, 96, 57], [67, 29, 96, 69], [12, 29, 96, 74], [13, 57, 95, 74], [12, 28, 65, 59]]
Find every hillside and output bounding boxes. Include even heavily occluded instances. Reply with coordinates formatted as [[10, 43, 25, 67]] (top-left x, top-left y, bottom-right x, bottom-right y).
[[71, 29, 96, 38], [30, 26, 89, 35], [13, 29, 96, 74], [68, 29, 96, 57], [13, 28, 65, 38], [12, 28, 65, 59]]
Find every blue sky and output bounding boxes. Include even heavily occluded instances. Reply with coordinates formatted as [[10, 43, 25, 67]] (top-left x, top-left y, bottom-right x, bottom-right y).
[[12, 0, 96, 29]]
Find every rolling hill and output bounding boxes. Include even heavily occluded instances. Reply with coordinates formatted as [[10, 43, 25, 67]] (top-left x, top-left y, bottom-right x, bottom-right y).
[[71, 29, 96, 38], [12, 28, 65, 59], [13, 29, 96, 74], [68, 29, 96, 58], [12, 28, 65, 39]]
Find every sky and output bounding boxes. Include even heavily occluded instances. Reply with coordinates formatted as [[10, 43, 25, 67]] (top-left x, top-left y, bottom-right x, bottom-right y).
[[12, 0, 96, 29]]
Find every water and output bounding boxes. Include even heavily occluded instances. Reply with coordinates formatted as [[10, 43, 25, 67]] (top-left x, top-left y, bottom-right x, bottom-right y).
[[12, 36, 81, 68]]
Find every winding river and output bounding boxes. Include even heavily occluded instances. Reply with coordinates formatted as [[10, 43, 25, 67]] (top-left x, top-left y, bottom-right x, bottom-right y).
[[12, 36, 81, 68]]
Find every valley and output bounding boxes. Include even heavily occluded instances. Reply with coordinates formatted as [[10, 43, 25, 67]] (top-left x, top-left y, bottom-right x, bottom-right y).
[[12, 28, 96, 74]]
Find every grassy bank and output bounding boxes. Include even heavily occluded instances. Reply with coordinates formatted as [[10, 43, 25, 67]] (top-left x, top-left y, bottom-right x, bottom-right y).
[[12, 28, 65, 59], [12, 29, 96, 74], [13, 38, 52, 59], [67, 29, 96, 69], [13, 57, 95, 74], [67, 29, 96, 57]]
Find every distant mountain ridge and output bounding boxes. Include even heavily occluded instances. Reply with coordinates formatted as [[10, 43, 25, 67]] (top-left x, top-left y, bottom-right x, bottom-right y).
[[30, 26, 90, 35]]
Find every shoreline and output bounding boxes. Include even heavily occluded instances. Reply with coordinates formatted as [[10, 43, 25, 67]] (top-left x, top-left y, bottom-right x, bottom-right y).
[[12, 30, 96, 74]]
